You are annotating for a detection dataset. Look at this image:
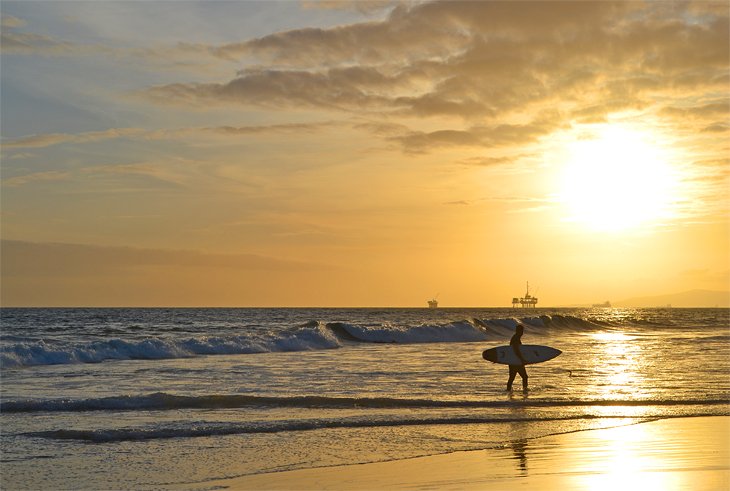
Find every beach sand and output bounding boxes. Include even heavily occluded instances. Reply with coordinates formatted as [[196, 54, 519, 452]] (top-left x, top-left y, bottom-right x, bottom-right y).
[[197, 416, 729, 491]]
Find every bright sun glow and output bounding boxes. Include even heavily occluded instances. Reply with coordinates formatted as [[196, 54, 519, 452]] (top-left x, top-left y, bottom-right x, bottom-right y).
[[558, 125, 679, 232]]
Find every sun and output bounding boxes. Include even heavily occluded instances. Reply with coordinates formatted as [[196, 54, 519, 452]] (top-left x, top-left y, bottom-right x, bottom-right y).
[[557, 125, 679, 232]]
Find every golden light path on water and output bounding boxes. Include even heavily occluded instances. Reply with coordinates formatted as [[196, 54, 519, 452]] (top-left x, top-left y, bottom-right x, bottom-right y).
[[574, 422, 681, 490], [592, 331, 642, 398], [568, 417, 730, 491], [574, 331, 694, 489]]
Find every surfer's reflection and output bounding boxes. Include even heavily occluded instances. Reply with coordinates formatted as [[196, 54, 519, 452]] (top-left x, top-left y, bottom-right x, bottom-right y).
[[505, 413, 529, 476], [511, 440, 528, 475]]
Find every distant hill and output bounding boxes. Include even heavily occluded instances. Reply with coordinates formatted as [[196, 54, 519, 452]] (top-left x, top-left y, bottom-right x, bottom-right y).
[[614, 289, 730, 308]]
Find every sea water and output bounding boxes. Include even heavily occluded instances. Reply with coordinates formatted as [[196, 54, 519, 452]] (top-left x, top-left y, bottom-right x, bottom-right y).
[[1, 308, 728, 489]]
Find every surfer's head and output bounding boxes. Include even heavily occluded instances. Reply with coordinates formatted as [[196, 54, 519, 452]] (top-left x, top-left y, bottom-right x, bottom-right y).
[[515, 324, 524, 335]]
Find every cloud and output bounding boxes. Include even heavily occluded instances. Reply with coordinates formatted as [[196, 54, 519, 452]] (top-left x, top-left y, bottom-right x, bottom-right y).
[[443, 200, 471, 206], [702, 123, 729, 133], [203, 3, 471, 66], [391, 114, 565, 153], [1, 160, 192, 190], [143, 66, 413, 112], [1, 14, 26, 28], [657, 99, 730, 135], [2, 128, 146, 149], [207, 1, 637, 67], [138, 0, 728, 137], [659, 102, 730, 119], [204, 120, 340, 135], [570, 100, 647, 123], [79, 162, 190, 189], [393, 128, 481, 153], [2, 152, 35, 161], [0, 18, 86, 55], [2, 171, 69, 187], [0, 105, 560, 158], [6, 1, 728, 161], [0, 16, 233, 71], [300, 0, 397, 15], [1, 31, 74, 55], [1, 122, 339, 150], [458, 155, 526, 167]]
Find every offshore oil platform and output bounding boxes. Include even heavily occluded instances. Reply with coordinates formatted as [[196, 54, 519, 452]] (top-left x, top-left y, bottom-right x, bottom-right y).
[[427, 294, 439, 309], [512, 282, 538, 308]]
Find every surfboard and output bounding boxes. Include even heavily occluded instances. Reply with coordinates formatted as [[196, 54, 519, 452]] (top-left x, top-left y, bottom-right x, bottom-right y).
[[482, 344, 561, 365]]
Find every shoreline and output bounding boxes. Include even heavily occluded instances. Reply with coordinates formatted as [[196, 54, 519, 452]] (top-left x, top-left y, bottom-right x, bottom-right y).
[[190, 416, 729, 490]]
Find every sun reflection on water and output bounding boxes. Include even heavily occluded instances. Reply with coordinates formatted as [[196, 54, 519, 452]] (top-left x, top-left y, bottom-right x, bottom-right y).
[[574, 422, 681, 490], [586, 331, 647, 400]]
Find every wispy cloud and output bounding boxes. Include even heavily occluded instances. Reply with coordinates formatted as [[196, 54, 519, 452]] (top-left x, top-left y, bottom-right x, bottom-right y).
[[457, 155, 531, 167], [1, 122, 340, 149], [1, 30, 77, 55], [391, 114, 565, 153], [2, 128, 146, 149], [0, 14, 232, 71], [1, 13, 26, 28], [203, 120, 340, 135], [300, 0, 397, 15], [2, 171, 69, 187], [660, 101, 730, 119]]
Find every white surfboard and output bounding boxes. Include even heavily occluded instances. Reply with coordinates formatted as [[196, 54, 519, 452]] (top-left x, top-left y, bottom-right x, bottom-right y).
[[482, 344, 561, 365]]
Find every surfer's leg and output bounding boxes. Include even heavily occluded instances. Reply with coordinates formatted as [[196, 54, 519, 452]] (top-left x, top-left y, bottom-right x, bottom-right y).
[[518, 365, 528, 390], [507, 365, 517, 391]]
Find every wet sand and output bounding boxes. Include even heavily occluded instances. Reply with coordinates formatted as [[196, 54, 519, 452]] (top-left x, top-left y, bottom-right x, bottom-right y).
[[201, 416, 729, 490]]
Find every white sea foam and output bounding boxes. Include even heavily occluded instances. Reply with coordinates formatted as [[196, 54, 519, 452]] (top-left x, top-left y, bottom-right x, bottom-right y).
[[0, 313, 688, 368], [0, 318, 498, 367], [0, 324, 342, 368], [336, 320, 488, 344]]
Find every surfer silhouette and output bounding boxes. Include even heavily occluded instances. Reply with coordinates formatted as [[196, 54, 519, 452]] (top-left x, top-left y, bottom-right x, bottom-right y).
[[507, 324, 528, 391]]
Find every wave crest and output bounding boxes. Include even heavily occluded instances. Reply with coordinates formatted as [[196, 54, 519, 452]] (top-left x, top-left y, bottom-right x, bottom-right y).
[[4, 392, 727, 413], [0, 324, 340, 368], [1, 314, 614, 368]]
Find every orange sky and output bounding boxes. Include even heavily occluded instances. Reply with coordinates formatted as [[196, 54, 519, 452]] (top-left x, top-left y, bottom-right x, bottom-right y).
[[1, 1, 728, 307]]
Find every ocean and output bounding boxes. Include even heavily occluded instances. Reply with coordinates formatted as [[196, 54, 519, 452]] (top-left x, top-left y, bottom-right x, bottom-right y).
[[1, 307, 728, 490]]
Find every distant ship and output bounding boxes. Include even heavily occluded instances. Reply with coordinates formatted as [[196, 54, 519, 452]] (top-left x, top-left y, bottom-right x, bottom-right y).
[[427, 298, 438, 309], [512, 282, 538, 308], [592, 301, 612, 308]]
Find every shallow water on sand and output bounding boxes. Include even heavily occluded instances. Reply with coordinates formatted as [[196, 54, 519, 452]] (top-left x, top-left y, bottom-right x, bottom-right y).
[[1, 308, 728, 489]]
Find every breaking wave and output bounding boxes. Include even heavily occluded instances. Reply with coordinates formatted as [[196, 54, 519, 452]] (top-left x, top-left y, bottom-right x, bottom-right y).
[[0, 315, 614, 368], [0, 323, 342, 368]]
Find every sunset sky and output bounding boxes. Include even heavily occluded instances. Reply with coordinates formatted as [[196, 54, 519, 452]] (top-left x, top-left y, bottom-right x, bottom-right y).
[[1, 1, 728, 307]]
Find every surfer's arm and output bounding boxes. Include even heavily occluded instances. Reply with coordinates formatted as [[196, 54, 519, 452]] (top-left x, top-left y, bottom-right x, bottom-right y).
[[514, 345, 527, 365], [510, 335, 528, 365]]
